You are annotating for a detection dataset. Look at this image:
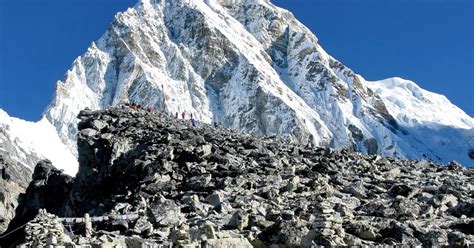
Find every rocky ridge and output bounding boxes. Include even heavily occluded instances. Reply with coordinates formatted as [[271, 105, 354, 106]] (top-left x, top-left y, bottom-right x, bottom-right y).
[[1, 106, 473, 247]]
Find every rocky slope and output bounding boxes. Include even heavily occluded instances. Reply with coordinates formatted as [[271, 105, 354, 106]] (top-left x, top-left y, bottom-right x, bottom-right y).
[[2, 107, 472, 247], [40, 0, 473, 167]]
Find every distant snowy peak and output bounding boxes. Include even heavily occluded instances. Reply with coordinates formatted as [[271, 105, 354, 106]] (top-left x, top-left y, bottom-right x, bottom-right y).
[[366, 77, 474, 129], [0, 109, 78, 175], [41, 0, 473, 166]]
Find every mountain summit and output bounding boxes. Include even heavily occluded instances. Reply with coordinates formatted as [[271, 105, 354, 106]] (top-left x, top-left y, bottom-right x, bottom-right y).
[[3, 0, 473, 173]]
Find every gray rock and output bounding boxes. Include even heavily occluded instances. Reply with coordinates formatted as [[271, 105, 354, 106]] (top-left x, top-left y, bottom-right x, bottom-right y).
[[432, 194, 458, 208], [205, 191, 225, 207], [347, 223, 377, 241], [149, 200, 182, 227], [344, 181, 367, 198], [448, 231, 470, 247], [202, 238, 252, 248], [7, 107, 473, 247], [133, 216, 153, 236], [229, 211, 249, 231], [364, 138, 379, 155], [195, 144, 213, 157], [0, 154, 31, 234]]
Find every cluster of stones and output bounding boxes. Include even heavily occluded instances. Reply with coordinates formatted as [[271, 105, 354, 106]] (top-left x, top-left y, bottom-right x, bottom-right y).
[[310, 200, 345, 246], [3, 106, 473, 247], [21, 209, 74, 247]]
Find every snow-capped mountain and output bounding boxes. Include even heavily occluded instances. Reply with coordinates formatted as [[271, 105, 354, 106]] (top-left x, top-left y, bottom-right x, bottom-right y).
[[4, 0, 473, 172], [0, 109, 78, 175]]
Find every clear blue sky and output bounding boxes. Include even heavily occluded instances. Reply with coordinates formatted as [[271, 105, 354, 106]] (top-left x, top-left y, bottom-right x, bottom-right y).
[[0, 0, 473, 121]]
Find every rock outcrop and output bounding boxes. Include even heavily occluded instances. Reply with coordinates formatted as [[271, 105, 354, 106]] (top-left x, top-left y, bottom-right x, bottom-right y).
[[2, 106, 473, 247], [0, 154, 31, 234], [0, 160, 73, 246]]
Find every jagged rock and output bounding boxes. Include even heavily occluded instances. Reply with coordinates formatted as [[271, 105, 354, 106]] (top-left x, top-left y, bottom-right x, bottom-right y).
[[229, 211, 249, 231], [203, 238, 252, 248], [356, 201, 394, 218], [0, 154, 31, 234], [379, 222, 421, 245], [347, 222, 378, 241], [448, 231, 471, 247], [417, 230, 448, 247], [258, 219, 309, 247], [388, 184, 420, 198], [364, 138, 379, 155], [383, 167, 401, 179], [205, 191, 225, 208], [344, 181, 367, 198], [1, 160, 73, 246], [449, 202, 474, 218], [149, 199, 182, 227], [133, 216, 154, 236], [432, 194, 458, 208]]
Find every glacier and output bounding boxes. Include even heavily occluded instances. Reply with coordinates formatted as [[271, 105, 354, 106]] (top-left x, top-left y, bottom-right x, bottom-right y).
[[2, 0, 473, 174]]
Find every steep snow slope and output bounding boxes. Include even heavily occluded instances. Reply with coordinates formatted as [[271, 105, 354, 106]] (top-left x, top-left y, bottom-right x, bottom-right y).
[[366, 78, 474, 165], [36, 0, 474, 166], [366, 78, 473, 129], [0, 109, 78, 175]]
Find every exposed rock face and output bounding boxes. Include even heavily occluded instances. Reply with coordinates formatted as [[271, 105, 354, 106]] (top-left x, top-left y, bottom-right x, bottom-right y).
[[0, 160, 73, 246], [0, 154, 31, 234], [3, 107, 473, 247]]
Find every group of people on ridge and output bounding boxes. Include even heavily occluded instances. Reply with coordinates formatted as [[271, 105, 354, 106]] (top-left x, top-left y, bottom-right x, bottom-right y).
[[125, 102, 204, 127], [125, 102, 153, 113], [176, 111, 196, 126]]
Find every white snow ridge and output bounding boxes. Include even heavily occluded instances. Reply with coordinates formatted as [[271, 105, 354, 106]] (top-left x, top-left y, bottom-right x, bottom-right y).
[[3, 0, 474, 172], [0, 109, 78, 175]]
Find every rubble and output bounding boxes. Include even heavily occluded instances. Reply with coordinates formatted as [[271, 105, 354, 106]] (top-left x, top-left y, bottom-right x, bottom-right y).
[[2, 107, 473, 247], [22, 209, 73, 247]]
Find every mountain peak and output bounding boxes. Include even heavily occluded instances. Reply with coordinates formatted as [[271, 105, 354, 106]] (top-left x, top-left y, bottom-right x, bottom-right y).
[[8, 0, 472, 172]]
